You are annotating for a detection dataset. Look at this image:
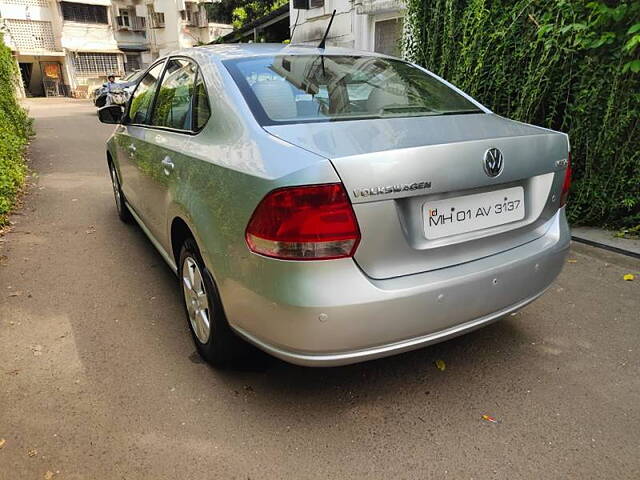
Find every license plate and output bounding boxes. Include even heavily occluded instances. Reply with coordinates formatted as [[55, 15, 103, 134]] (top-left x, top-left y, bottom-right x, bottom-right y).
[[424, 187, 525, 240]]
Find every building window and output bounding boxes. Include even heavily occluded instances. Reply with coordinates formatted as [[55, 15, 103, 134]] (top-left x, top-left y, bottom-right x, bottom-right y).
[[73, 52, 121, 76], [147, 5, 165, 28], [5, 19, 56, 51], [60, 2, 108, 24], [118, 9, 130, 27], [374, 18, 402, 57], [125, 54, 141, 72]]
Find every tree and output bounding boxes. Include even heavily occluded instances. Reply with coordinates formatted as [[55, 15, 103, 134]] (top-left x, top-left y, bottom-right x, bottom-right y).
[[206, 0, 287, 29]]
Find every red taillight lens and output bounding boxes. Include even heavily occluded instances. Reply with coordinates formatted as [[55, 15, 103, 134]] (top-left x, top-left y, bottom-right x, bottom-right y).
[[246, 183, 361, 260], [560, 152, 572, 207]]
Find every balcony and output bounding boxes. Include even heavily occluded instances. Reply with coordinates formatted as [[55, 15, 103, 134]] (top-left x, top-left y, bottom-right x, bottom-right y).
[[149, 12, 165, 28], [356, 0, 405, 15], [186, 10, 208, 28], [116, 15, 146, 31]]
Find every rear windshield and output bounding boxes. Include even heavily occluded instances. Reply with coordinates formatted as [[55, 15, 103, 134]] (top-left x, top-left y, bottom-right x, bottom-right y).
[[224, 55, 483, 125]]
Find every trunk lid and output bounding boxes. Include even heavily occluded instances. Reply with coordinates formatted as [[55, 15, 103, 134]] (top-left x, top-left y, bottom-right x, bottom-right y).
[[265, 113, 569, 279]]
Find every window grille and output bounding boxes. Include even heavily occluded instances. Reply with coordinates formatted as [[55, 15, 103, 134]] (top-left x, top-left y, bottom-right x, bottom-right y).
[[125, 54, 141, 72], [4, 19, 56, 51], [1, 0, 49, 6], [61, 2, 108, 24], [73, 52, 122, 76], [374, 18, 403, 57]]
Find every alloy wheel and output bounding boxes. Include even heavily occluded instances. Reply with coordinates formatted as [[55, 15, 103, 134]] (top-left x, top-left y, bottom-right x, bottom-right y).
[[182, 256, 211, 344], [109, 165, 123, 214]]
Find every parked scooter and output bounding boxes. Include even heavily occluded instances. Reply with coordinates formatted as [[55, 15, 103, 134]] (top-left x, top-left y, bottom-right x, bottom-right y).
[[94, 72, 138, 108]]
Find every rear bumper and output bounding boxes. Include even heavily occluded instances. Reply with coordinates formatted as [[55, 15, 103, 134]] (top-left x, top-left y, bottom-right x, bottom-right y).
[[224, 209, 570, 366]]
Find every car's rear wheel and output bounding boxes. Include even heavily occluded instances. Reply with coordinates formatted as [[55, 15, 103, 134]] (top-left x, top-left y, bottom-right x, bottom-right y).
[[109, 162, 132, 223], [179, 237, 247, 367]]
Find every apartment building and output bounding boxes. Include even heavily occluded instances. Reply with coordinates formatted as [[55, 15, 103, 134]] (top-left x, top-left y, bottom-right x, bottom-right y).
[[1, 0, 66, 96], [146, 0, 225, 57], [0, 0, 230, 97], [290, 0, 405, 56]]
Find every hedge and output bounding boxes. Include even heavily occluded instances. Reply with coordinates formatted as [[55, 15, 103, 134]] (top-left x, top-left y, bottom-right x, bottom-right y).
[[0, 32, 32, 226], [403, 0, 640, 229]]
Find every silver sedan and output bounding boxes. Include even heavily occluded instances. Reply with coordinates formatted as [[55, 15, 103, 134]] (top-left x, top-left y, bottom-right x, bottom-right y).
[[99, 44, 571, 367]]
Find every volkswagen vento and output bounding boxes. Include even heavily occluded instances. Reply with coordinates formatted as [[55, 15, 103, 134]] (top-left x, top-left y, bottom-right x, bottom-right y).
[[98, 44, 571, 367]]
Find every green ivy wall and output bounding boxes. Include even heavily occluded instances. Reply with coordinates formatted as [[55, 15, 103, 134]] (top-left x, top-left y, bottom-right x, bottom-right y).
[[403, 0, 640, 230], [0, 33, 32, 225]]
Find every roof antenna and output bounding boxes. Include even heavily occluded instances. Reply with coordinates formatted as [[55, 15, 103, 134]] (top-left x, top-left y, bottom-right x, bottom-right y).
[[317, 9, 336, 49]]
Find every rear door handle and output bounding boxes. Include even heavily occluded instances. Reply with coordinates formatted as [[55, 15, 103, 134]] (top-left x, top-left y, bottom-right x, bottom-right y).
[[161, 156, 175, 175]]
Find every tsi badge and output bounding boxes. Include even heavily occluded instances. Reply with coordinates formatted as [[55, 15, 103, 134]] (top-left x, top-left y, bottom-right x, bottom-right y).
[[483, 148, 504, 177]]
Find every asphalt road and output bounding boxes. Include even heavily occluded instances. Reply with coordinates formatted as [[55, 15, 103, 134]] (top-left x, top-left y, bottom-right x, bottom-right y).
[[1, 98, 639, 480]]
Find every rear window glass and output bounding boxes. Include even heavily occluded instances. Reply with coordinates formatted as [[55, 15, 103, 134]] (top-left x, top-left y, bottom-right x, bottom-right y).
[[224, 55, 482, 126]]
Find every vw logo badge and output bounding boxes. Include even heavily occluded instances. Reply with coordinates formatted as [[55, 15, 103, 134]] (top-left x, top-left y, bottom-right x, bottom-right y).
[[483, 148, 504, 177]]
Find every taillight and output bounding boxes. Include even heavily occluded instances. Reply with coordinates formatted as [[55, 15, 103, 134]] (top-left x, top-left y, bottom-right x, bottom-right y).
[[560, 152, 572, 207], [246, 183, 361, 260]]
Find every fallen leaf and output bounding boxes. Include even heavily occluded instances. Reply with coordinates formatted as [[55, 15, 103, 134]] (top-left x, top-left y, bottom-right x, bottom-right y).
[[623, 274, 635, 281], [482, 414, 499, 424], [435, 359, 446, 371], [28, 448, 38, 457], [0, 438, 5, 449], [567, 259, 577, 263], [44, 471, 55, 480]]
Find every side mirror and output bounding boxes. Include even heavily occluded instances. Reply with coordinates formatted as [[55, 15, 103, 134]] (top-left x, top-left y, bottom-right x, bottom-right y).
[[98, 105, 123, 124]]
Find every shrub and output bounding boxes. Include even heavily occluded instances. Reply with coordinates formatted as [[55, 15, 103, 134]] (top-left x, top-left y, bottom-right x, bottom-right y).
[[403, 0, 640, 229], [0, 32, 33, 225]]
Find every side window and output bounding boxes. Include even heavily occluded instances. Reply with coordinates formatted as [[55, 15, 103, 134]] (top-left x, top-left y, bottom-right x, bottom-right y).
[[151, 58, 197, 131], [193, 72, 211, 131], [128, 61, 165, 125]]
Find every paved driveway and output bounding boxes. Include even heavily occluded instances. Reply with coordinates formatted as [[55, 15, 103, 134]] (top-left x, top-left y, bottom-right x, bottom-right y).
[[1, 98, 639, 479]]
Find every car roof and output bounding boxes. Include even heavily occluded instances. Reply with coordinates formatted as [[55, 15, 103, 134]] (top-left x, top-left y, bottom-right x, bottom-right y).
[[181, 43, 397, 61]]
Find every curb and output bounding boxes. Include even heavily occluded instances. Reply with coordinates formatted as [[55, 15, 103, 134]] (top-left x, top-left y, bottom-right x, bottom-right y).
[[571, 235, 640, 260]]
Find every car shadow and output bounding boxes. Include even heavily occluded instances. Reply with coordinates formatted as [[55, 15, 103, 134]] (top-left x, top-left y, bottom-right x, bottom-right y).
[[210, 316, 533, 403]]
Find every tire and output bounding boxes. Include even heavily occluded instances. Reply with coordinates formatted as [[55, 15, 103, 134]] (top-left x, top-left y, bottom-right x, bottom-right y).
[[108, 162, 133, 223], [179, 237, 249, 367]]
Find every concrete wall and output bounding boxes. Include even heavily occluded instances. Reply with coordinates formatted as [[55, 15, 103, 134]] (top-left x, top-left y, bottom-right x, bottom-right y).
[[290, 0, 355, 48], [0, 1, 63, 50], [289, 0, 405, 53], [60, 23, 120, 52]]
